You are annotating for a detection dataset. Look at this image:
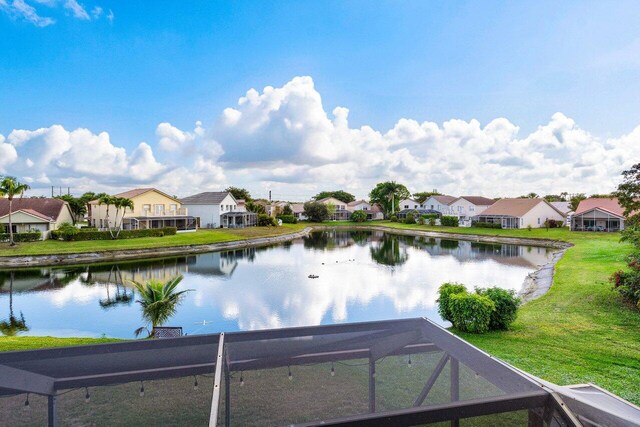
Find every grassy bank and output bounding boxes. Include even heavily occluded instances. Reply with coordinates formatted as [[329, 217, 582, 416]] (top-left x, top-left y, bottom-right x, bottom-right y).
[[0, 223, 307, 257], [0, 336, 120, 352], [1, 221, 638, 405]]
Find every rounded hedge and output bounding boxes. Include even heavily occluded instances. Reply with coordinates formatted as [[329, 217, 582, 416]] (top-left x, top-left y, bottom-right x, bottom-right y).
[[437, 282, 467, 323], [448, 293, 495, 333], [476, 287, 520, 330]]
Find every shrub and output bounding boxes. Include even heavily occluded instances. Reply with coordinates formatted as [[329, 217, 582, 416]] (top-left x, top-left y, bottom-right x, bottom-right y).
[[51, 227, 177, 241], [429, 218, 436, 226], [389, 214, 398, 222], [350, 210, 367, 223], [80, 226, 97, 230], [472, 221, 502, 229], [303, 201, 329, 222], [258, 214, 278, 227], [437, 283, 467, 322], [611, 255, 640, 308], [0, 231, 42, 242], [422, 213, 438, 220], [448, 293, 495, 333], [277, 214, 298, 224], [476, 287, 520, 330], [416, 216, 425, 225], [441, 216, 459, 227], [404, 213, 415, 224]]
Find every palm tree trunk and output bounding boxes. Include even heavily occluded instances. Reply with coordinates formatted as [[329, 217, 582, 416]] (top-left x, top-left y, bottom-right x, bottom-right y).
[[9, 271, 14, 319], [8, 198, 14, 246]]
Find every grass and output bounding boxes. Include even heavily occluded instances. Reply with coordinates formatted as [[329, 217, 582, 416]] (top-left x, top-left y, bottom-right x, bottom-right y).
[[1, 221, 639, 407], [0, 223, 307, 257], [0, 336, 120, 352]]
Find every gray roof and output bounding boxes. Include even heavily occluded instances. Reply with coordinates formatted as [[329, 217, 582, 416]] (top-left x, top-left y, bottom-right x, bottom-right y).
[[180, 192, 234, 205]]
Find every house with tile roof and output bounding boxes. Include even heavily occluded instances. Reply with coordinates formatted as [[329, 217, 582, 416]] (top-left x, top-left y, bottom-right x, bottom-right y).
[[448, 196, 496, 220], [181, 191, 256, 228], [347, 200, 384, 220], [422, 195, 458, 215], [89, 188, 197, 231], [0, 198, 74, 239], [571, 198, 626, 232], [473, 198, 566, 229]]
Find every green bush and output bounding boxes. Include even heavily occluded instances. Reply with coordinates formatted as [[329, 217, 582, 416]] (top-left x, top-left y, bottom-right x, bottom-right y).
[[277, 215, 298, 224], [258, 214, 277, 227], [404, 213, 415, 224], [437, 283, 467, 322], [389, 214, 398, 222], [422, 214, 438, 220], [476, 287, 520, 330], [472, 221, 502, 229], [51, 227, 177, 241], [350, 210, 367, 223], [0, 231, 42, 242], [448, 293, 495, 333], [441, 216, 459, 227], [611, 254, 640, 308]]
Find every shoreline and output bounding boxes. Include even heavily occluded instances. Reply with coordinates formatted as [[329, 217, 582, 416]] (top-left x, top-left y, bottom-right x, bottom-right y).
[[0, 224, 571, 304], [0, 224, 571, 268]]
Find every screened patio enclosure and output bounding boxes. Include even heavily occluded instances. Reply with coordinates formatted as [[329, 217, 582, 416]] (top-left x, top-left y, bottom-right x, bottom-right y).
[[1, 318, 639, 426], [571, 208, 625, 232], [474, 215, 521, 229]]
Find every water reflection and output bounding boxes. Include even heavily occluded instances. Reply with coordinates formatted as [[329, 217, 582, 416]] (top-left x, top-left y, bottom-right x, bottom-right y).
[[0, 230, 554, 338]]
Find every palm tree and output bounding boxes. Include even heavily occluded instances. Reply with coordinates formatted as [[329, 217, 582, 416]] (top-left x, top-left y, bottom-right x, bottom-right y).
[[112, 197, 134, 239], [98, 195, 114, 235], [0, 272, 29, 336], [131, 275, 191, 338], [0, 177, 31, 246]]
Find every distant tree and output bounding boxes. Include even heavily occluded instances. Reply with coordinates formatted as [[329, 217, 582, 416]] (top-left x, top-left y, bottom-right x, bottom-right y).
[[326, 202, 336, 220], [226, 186, 252, 202], [303, 201, 329, 222], [282, 204, 293, 215], [0, 177, 31, 246], [616, 163, 640, 227], [413, 191, 441, 204], [112, 197, 134, 239], [543, 194, 564, 202], [55, 195, 86, 224], [246, 201, 266, 214], [369, 181, 410, 216], [520, 193, 539, 199], [569, 194, 587, 212], [590, 193, 616, 198], [313, 190, 355, 203]]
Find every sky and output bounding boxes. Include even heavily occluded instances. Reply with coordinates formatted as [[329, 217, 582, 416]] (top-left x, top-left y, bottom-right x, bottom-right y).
[[1, 1, 639, 201]]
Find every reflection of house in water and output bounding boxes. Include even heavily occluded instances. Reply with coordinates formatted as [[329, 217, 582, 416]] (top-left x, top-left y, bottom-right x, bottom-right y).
[[186, 248, 256, 277], [84, 259, 190, 286], [0, 269, 80, 294], [402, 238, 552, 268]]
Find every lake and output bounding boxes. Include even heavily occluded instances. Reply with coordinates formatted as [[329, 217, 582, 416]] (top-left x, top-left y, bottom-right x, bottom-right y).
[[0, 229, 554, 338]]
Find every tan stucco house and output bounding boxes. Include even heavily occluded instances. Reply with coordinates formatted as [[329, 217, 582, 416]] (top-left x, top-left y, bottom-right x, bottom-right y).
[[473, 198, 566, 229], [0, 198, 74, 239], [89, 188, 196, 231]]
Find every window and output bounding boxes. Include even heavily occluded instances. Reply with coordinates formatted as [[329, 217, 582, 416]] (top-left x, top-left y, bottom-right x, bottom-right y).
[[469, 206, 475, 212], [538, 218, 541, 225], [431, 204, 434, 209], [154, 204, 165, 215], [169, 204, 177, 212]]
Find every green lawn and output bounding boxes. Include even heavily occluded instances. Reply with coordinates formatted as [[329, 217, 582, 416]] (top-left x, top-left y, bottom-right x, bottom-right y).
[[0, 223, 307, 257], [1, 221, 639, 405]]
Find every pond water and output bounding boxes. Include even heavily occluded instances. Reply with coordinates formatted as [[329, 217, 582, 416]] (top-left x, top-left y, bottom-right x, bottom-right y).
[[0, 230, 554, 339]]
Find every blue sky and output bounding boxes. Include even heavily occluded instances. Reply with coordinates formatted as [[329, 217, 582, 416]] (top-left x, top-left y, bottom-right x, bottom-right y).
[[1, 1, 639, 199]]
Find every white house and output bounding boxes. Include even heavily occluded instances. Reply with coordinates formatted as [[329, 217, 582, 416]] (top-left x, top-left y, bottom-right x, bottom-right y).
[[399, 198, 421, 210], [0, 198, 74, 239], [317, 197, 350, 220], [448, 196, 495, 220], [347, 200, 384, 220], [423, 195, 457, 215], [473, 198, 566, 229], [180, 191, 242, 228]]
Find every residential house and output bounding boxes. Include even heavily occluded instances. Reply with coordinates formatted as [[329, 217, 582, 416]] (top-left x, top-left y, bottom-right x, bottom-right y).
[[0, 198, 74, 239], [290, 203, 308, 221], [347, 200, 384, 220], [180, 191, 256, 228], [89, 188, 197, 231], [317, 197, 350, 220], [571, 198, 626, 232], [423, 195, 458, 215], [399, 198, 422, 210], [473, 198, 566, 229], [550, 201, 574, 226], [448, 196, 495, 220]]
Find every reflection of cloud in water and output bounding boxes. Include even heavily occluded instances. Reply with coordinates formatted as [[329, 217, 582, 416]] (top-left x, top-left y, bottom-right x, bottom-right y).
[[5, 232, 554, 336], [189, 242, 542, 331]]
